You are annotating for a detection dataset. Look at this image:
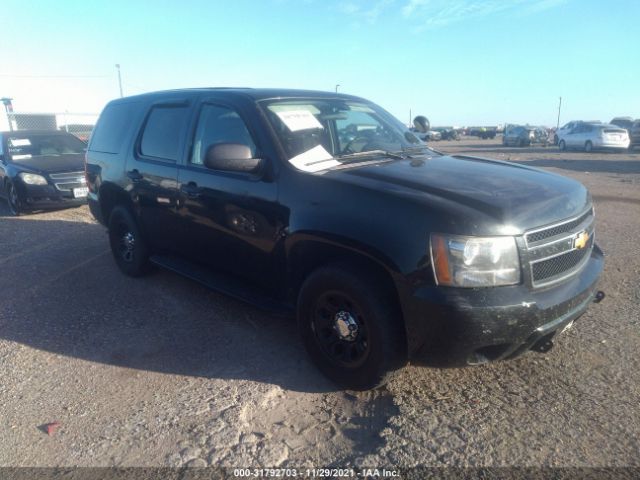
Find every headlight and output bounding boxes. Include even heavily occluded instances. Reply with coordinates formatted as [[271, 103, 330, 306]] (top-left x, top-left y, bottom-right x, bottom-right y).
[[19, 173, 48, 185], [430, 234, 520, 287]]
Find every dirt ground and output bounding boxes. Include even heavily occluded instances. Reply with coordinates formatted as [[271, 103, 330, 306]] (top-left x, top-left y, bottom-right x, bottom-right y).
[[1, 138, 639, 469]]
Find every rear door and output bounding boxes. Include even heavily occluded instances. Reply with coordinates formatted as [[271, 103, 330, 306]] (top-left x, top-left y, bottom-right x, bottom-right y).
[[175, 100, 282, 291], [127, 100, 193, 252]]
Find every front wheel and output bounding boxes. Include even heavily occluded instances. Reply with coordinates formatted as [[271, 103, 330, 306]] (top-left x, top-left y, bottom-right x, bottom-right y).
[[559, 140, 566, 151], [585, 141, 593, 153], [6, 180, 22, 216], [108, 206, 151, 277], [297, 265, 407, 390]]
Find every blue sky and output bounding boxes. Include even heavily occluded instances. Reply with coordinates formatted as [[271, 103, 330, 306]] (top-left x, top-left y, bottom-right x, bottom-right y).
[[0, 0, 637, 126]]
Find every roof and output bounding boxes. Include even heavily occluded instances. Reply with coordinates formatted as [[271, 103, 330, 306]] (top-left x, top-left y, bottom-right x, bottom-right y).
[[108, 87, 367, 104]]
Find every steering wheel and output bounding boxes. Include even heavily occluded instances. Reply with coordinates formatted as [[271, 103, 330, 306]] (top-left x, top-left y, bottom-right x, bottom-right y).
[[341, 136, 371, 155]]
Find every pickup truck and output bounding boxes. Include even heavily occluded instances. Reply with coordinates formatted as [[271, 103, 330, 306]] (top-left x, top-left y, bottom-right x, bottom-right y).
[[85, 88, 604, 390]]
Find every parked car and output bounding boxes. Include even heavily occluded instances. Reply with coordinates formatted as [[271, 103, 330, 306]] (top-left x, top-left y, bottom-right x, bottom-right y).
[[0, 130, 88, 215], [467, 126, 496, 139], [630, 119, 640, 149], [610, 116, 634, 132], [553, 121, 583, 145], [503, 125, 549, 147], [86, 88, 604, 390], [557, 122, 630, 152], [432, 127, 459, 140]]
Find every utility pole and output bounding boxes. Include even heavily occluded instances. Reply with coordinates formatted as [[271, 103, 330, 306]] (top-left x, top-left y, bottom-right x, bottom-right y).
[[409, 108, 412, 127], [556, 96, 562, 129], [335, 84, 340, 93], [115, 64, 123, 98], [1, 97, 14, 131]]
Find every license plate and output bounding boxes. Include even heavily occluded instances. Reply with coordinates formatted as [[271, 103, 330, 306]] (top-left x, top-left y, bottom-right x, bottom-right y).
[[73, 187, 89, 198]]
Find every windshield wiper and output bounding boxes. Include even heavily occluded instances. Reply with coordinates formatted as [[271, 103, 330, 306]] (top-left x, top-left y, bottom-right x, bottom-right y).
[[336, 150, 405, 162], [401, 144, 433, 154]]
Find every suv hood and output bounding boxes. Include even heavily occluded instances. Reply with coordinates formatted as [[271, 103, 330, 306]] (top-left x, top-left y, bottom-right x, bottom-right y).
[[11, 154, 85, 174], [329, 154, 590, 233]]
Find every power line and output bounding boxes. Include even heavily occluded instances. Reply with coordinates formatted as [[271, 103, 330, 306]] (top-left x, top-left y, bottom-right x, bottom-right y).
[[0, 74, 108, 78]]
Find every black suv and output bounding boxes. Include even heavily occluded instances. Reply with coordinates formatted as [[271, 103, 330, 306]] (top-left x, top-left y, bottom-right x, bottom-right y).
[[86, 89, 604, 390]]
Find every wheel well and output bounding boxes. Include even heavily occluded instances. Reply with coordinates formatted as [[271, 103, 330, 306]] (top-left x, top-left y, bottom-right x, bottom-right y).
[[288, 241, 402, 312], [99, 183, 134, 224]]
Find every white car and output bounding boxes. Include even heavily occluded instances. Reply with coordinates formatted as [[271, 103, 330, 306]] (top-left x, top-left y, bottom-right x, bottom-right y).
[[558, 122, 630, 152]]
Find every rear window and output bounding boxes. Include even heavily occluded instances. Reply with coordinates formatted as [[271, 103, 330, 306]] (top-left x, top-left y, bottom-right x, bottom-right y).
[[89, 102, 140, 154], [140, 106, 190, 161]]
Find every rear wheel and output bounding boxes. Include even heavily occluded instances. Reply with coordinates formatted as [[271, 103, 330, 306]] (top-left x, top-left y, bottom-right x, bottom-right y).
[[558, 140, 566, 151], [108, 206, 151, 277], [297, 264, 407, 390], [585, 141, 593, 153]]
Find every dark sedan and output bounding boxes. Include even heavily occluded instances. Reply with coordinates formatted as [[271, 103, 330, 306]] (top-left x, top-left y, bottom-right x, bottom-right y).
[[503, 125, 548, 147], [0, 130, 88, 215]]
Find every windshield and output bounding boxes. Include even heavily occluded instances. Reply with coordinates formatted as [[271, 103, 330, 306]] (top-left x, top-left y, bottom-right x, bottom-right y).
[[7, 133, 86, 161], [260, 98, 425, 172]]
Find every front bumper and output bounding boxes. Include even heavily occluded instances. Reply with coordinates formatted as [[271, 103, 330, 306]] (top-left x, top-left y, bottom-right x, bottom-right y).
[[404, 244, 604, 367], [16, 182, 87, 211]]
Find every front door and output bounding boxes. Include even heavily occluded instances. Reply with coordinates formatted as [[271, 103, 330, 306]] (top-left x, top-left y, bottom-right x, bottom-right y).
[[176, 102, 283, 291]]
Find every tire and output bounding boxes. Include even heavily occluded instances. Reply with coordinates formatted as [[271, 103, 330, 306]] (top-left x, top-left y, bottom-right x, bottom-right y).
[[297, 264, 407, 390], [108, 205, 151, 277], [553, 135, 559, 145], [585, 141, 593, 153], [518, 138, 525, 148], [558, 140, 566, 151], [5, 180, 22, 216]]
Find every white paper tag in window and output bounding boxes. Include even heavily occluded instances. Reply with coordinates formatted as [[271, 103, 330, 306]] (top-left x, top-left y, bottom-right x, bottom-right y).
[[10, 138, 31, 147], [289, 145, 340, 172], [276, 110, 323, 132]]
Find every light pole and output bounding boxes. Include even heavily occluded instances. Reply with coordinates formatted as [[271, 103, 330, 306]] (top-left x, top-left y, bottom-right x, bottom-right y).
[[335, 84, 340, 93], [1, 97, 14, 131], [556, 96, 562, 130], [115, 64, 123, 98]]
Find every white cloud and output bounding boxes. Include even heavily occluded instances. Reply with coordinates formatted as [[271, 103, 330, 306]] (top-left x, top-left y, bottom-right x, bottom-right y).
[[335, 0, 570, 29]]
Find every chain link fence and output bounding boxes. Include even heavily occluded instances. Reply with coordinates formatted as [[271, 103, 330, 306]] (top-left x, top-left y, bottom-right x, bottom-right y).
[[2, 112, 99, 142]]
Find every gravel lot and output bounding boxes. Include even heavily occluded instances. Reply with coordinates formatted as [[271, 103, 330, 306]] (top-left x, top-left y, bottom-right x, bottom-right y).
[[1, 138, 639, 469]]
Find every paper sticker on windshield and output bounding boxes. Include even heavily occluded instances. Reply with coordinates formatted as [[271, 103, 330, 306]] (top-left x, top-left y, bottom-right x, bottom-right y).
[[276, 110, 323, 132], [11, 154, 32, 160], [9, 138, 31, 147], [289, 145, 340, 172]]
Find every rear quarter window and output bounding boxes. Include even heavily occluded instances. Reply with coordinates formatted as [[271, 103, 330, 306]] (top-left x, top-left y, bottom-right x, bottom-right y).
[[139, 106, 190, 162], [89, 102, 141, 154]]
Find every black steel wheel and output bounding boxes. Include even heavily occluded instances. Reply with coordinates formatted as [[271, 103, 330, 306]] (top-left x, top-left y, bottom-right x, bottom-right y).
[[6, 180, 21, 216], [297, 264, 407, 390], [311, 291, 370, 369], [108, 205, 151, 277]]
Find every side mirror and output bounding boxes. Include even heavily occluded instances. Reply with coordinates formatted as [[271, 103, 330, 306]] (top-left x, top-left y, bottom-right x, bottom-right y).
[[204, 143, 264, 174]]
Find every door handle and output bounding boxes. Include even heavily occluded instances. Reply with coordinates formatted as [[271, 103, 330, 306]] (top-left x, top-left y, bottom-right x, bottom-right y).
[[180, 182, 202, 198], [127, 169, 143, 183]]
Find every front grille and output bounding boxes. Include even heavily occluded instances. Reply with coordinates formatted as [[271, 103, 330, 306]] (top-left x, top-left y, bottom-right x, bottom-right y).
[[49, 171, 86, 191], [526, 208, 592, 244], [525, 208, 595, 287], [531, 236, 594, 282]]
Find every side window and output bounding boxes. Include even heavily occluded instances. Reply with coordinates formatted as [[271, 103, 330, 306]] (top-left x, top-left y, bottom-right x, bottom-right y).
[[89, 102, 140, 154], [190, 104, 256, 165], [140, 105, 190, 161]]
